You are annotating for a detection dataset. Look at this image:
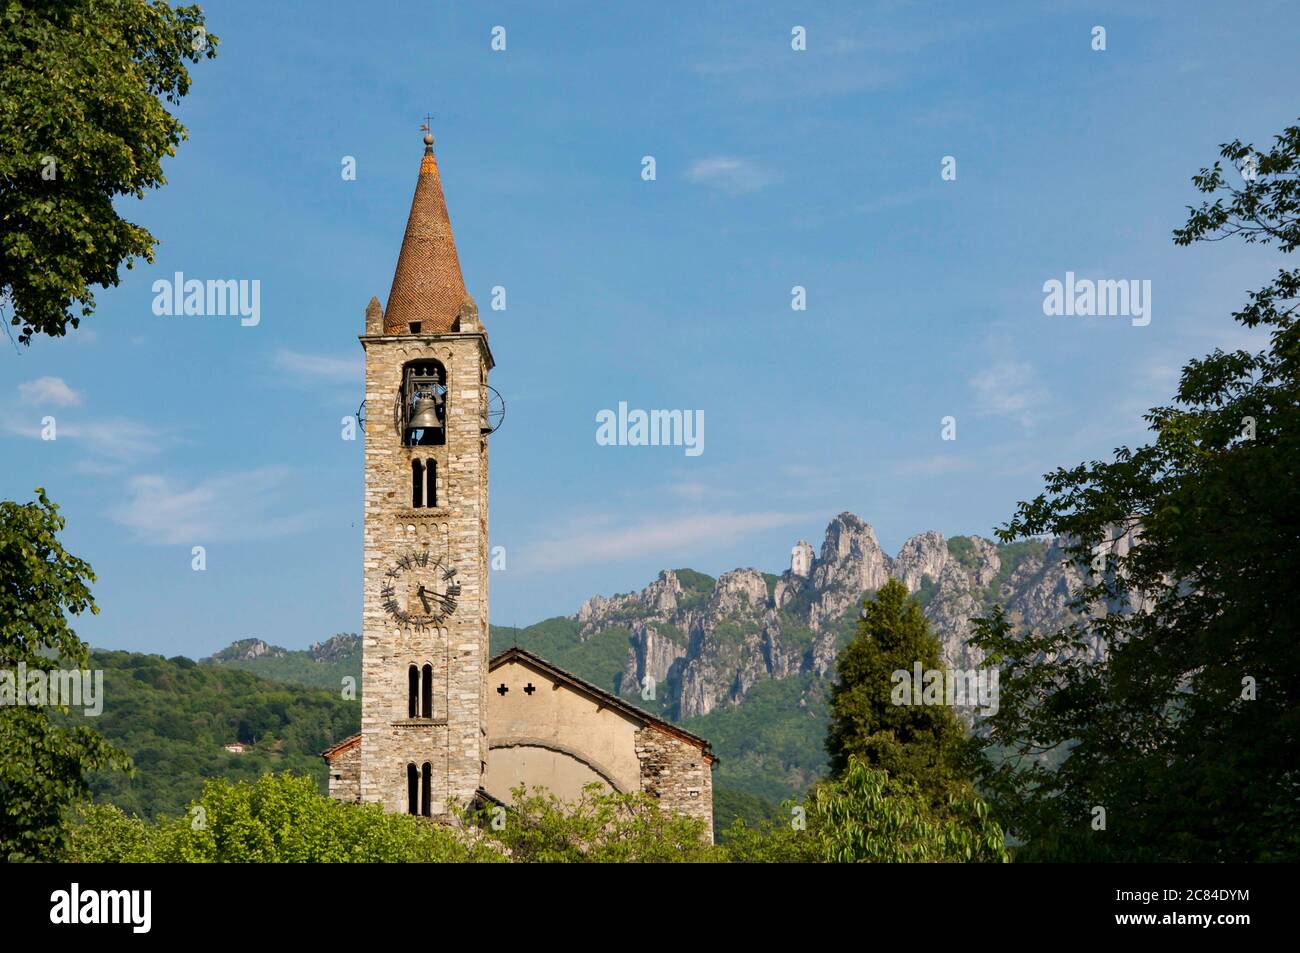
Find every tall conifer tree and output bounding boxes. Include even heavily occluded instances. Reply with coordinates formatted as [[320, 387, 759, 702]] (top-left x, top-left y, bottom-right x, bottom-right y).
[[826, 578, 976, 809]]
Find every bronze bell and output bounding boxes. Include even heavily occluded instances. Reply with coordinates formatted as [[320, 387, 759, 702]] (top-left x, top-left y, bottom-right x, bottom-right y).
[[408, 395, 442, 432]]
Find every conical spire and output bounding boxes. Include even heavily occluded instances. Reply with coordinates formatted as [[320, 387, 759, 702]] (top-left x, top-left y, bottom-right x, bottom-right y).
[[383, 132, 468, 334]]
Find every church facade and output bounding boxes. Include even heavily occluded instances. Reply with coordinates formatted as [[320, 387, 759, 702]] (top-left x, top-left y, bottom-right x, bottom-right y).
[[323, 131, 714, 840]]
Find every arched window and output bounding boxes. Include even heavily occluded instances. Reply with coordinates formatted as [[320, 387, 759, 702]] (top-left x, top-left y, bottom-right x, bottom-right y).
[[410, 459, 436, 508], [408, 665, 419, 718], [407, 763, 418, 815], [401, 360, 447, 447], [421, 663, 433, 719], [420, 762, 432, 817]]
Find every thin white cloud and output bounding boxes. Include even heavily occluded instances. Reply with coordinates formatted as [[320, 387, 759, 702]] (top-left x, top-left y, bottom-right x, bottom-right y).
[[5, 378, 164, 473], [18, 376, 81, 407], [108, 466, 319, 545], [520, 510, 809, 571], [686, 157, 777, 195], [273, 348, 362, 383], [969, 360, 1049, 429], [3, 413, 162, 470]]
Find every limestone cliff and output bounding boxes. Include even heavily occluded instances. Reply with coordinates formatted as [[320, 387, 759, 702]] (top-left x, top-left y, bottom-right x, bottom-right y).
[[573, 512, 1090, 719]]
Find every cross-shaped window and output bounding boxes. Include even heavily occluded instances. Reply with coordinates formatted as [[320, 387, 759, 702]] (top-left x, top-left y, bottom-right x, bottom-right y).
[[524, 683, 536, 695], [496, 683, 508, 695]]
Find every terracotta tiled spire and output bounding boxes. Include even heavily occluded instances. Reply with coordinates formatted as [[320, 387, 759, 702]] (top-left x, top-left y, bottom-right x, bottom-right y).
[[383, 133, 468, 334]]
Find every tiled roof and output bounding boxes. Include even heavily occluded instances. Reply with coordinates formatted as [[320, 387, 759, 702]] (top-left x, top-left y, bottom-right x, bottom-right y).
[[383, 137, 468, 334], [321, 733, 360, 761]]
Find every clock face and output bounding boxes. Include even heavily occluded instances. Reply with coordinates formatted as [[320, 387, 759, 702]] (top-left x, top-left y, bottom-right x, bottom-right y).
[[380, 550, 460, 628]]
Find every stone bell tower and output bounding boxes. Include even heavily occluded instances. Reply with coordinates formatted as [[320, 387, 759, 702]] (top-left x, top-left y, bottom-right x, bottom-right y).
[[358, 130, 493, 816]]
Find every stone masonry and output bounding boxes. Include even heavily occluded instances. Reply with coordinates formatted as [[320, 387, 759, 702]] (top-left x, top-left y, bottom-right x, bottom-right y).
[[634, 725, 715, 842], [358, 322, 492, 815]]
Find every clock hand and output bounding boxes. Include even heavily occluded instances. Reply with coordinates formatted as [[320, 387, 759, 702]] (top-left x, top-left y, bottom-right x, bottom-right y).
[[429, 590, 457, 611], [418, 586, 431, 613]]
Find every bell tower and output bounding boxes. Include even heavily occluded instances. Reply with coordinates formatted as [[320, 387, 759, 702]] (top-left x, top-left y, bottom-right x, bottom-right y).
[[358, 130, 494, 816]]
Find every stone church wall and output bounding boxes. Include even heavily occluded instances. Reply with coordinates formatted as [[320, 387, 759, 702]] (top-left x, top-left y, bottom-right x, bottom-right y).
[[635, 725, 714, 842], [328, 741, 361, 803]]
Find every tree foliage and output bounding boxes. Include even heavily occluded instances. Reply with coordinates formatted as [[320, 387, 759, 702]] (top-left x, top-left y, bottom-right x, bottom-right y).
[[723, 758, 1007, 863], [0, 489, 128, 861], [471, 783, 720, 863], [0, 0, 218, 343], [825, 578, 977, 809], [67, 773, 504, 862], [970, 120, 1300, 861]]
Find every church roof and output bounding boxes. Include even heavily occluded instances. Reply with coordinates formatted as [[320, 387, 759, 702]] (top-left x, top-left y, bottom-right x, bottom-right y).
[[383, 133, 469, 334], [321, 733, 359, 761], [490, 646, 716, 762]]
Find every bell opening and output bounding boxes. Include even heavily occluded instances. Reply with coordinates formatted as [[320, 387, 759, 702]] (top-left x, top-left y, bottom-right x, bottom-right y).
[[401, 360, 447, 447]]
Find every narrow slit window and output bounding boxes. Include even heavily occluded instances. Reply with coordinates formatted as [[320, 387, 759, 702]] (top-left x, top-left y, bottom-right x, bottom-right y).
[[427, 460, 437, 507], [420, 762, 432, 817], [421, 663, 433, 719], [407, 763, 418, 815], [412, 459, 424, 508], [408, 665, 419, 718]]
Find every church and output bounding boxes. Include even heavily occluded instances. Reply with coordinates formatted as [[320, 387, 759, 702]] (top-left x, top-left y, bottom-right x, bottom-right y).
[[322, 130, 715, 841]]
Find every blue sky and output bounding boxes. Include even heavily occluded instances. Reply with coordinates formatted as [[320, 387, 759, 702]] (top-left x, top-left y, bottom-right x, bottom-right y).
[[2, 0, 1295, 658]]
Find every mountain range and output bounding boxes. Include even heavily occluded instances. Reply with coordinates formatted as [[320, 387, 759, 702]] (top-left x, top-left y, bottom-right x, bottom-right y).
[[200, 511, 1087, 803]]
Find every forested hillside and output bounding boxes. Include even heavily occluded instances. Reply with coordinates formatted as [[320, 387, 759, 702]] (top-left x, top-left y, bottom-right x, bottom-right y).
[[63, 651, 359, 818]]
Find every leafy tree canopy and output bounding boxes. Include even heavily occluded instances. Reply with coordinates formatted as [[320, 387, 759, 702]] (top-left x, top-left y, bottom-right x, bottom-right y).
[[723, 758, 1008, 863], [68, 773, 504, 862], [0, 0, 218, 343], [971, 120, 1300, 862], [0, 489, 128, 861], [470, 783, 719, 863]]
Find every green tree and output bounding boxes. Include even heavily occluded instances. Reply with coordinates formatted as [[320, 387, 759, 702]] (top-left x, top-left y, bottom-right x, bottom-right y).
[[0, 489, 128, 861], [0, 0, 218, 343], [473, 783, 719, 863], [970, 120, 1300, 862], [67, 773, 505, 862], [825, 578, 976, 809], [723, 758, 1007, 863]]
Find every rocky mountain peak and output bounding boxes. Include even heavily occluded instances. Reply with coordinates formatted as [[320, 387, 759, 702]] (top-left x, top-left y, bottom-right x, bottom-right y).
[[809, 514, 889, 630], [309, 632, 360, 663], [208, 637, 286, 663], [892, 530, 948, 593], [570, 512, 1079, 720], [710, 569, 768, 613]]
